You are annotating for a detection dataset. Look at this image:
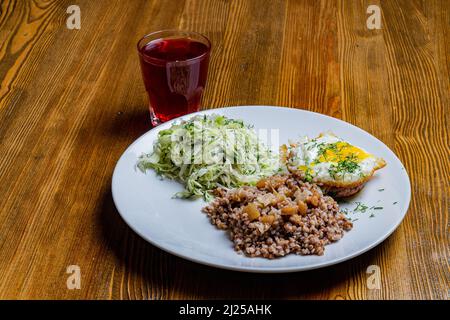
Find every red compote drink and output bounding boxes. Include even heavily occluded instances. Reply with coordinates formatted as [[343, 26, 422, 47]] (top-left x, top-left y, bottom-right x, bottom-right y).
[[137, 31, 211, 126]]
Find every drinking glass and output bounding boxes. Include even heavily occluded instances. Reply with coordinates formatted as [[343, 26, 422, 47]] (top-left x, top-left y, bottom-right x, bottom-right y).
[[137, 30, 211, 126]]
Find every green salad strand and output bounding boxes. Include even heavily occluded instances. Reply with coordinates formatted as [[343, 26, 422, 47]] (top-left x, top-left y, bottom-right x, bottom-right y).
[[137, 115, 280, 201]]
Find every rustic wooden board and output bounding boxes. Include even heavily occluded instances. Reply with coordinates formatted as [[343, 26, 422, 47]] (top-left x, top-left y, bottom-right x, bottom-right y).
[[0, 0, 448, 299]]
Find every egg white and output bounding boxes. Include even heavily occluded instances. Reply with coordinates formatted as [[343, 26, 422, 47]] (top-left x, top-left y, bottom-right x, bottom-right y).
[[289, 134, 380, 183]]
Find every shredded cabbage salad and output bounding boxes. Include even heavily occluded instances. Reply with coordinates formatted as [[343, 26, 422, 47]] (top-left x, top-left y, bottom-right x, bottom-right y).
[[137, 115, 280, 201]]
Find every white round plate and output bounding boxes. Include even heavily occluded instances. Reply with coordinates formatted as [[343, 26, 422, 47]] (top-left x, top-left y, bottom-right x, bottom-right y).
[[112, 106, 411, 273]]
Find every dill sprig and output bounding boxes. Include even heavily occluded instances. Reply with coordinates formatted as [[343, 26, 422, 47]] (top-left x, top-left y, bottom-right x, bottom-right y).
[[353, 201, 369, 213]]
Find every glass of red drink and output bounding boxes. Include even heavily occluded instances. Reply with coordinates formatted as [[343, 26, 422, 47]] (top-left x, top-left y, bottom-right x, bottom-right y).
[[137, 30, 211, 126]]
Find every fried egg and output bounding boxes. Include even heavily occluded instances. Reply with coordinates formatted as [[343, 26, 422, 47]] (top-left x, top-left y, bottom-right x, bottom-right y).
[[285, 133, 386, 187]]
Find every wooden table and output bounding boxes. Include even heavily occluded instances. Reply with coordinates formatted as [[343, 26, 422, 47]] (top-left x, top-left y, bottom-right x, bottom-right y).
[[0, 0, 448, 300]]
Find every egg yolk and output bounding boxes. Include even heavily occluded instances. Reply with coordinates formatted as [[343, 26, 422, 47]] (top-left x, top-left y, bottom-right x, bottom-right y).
[[316, 142, 370, 164]]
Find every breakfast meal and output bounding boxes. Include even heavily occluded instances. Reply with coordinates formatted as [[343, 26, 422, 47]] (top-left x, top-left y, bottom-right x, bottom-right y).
[[283, 133, 386, 198], [203, 174, 353, 258], [138, 115, 386, 258]]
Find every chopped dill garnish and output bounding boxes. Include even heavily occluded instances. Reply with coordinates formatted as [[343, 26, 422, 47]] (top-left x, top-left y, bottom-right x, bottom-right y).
[[306, 139, 322, 151], [314, 142, 327, 153], [354, 201, 369, 213], [373, 206, 383, 210], [369, 213, 375, 218], [304, 168, 314, 182], [393, 201, 398, 205], [341, 159, 359, 174], [317, 142, 338, 159], [378, 188, 385, 192], [328, 154, 360, 179]]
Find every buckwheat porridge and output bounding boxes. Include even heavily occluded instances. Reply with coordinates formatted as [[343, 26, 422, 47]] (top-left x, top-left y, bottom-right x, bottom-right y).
[[202, 174, 353, 258]]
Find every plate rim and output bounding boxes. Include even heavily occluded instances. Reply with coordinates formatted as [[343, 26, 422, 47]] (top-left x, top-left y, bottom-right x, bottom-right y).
[[111, 105, 411, 273]]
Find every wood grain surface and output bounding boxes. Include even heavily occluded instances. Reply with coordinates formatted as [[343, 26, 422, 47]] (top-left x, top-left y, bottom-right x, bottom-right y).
[[0, 0, 448, 300]]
